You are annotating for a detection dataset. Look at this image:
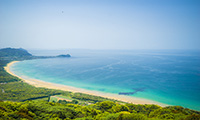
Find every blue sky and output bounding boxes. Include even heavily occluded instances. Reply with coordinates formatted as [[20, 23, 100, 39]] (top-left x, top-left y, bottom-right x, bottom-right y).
[[0, 0, 199, 50]]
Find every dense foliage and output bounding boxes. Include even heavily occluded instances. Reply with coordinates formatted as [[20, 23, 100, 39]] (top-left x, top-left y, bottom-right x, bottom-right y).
[[0, 48, 199, 119], [0, 100, 199, 120]]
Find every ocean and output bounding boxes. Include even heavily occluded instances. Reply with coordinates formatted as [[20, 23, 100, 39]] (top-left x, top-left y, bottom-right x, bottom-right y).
[[10, 49, 200, 110]]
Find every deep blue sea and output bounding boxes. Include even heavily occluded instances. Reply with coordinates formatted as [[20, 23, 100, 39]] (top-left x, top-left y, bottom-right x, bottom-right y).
[[10, 49, 200, 110]]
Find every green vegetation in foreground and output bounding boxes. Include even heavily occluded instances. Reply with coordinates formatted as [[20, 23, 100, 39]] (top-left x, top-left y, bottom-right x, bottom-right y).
[[0, 48, 200, 119], [0, 100, 200, 120]]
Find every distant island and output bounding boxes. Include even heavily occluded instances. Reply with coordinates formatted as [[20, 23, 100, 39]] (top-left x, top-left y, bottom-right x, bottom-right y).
[[57, 54, 71, 57]]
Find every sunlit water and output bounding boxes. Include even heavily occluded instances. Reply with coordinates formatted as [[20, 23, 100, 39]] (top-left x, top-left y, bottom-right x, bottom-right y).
[[10, 49, 200, 110]]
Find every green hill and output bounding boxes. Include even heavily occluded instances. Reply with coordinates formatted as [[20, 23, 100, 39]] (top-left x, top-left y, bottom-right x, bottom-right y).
[[0, 48, 32, 57]]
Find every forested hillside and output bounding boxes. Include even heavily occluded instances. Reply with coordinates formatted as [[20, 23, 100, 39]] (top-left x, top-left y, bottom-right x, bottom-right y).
[[0, 48, 32, 57]]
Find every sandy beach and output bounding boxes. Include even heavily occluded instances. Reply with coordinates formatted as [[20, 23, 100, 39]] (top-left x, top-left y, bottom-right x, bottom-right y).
[[4, 61, 167, 107]]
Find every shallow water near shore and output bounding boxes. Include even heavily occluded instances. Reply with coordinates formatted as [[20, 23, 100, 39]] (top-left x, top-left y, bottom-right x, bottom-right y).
[[10, 49, 200, 110]]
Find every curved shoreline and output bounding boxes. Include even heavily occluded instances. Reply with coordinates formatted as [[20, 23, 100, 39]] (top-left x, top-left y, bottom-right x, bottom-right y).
[[4, 61, 168, 107]]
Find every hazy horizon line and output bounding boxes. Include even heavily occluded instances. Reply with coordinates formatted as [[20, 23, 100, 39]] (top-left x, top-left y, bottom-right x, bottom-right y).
[[1, 47, 200, 51]]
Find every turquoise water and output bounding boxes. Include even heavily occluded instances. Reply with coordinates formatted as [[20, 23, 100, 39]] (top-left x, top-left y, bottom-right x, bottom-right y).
[[10, 50, 200, 110]]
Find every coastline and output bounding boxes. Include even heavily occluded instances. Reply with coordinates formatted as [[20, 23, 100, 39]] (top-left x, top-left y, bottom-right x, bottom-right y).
[[4, 61, 167, 107]]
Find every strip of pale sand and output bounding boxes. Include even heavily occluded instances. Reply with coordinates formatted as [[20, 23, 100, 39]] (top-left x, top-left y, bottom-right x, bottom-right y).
[[4, 61, 167, 107]]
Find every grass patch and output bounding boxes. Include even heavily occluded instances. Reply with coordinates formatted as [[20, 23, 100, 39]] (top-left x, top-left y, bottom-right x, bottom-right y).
[[49, 96, 58, 102]]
